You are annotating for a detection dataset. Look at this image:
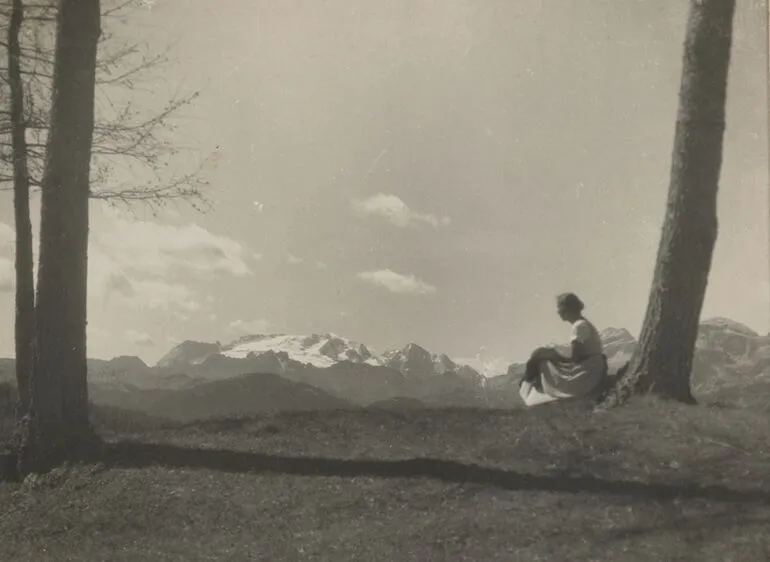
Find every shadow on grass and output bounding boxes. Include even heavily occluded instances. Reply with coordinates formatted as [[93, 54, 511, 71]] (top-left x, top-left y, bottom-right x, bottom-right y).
[[82, 440, 770, 505], [606, 510, 770, 542]]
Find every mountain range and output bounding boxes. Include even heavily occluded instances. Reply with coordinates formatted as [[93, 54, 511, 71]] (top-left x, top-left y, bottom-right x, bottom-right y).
[[0, 317, 767, 421]]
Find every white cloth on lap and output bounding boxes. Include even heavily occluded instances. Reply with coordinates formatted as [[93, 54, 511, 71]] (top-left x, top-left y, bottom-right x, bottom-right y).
[[518, 380, 561, 407], [519, 317, 606, 407], [540, 354, 605, 398]]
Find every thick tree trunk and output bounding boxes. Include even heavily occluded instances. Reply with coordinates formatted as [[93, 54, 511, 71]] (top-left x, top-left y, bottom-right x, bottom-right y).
[[601, 0, 736, 409], [18, 0, 101, 474], [7, 0, 35, 417]]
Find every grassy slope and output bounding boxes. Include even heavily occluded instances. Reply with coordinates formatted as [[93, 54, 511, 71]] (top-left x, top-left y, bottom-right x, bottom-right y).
[[1, 397, 770, 561]]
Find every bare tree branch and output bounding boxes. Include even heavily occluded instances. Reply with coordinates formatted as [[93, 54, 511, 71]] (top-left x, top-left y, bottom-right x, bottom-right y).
[[0, 0, 207, 209]]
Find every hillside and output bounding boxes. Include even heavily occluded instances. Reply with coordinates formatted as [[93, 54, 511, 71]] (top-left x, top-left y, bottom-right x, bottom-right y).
[[1, 398, 770, 560], [144, 372, 354, 422], [83, 372, 355, 423]]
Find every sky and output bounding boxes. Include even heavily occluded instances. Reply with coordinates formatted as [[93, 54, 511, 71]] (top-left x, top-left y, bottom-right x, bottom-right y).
[[0, 0, 768, 373]]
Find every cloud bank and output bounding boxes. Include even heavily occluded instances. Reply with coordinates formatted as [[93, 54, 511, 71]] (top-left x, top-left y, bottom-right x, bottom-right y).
[[357, 269, 437, 295], [352, 193, 451, 229], [89, 212, 252, 313]]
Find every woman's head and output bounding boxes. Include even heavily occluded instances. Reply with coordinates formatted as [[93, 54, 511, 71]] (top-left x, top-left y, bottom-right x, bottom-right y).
[[556, 292, 584, 321]]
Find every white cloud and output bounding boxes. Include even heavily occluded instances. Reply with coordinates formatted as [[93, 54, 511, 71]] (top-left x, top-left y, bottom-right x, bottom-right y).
[[92, 215, 252, 278], [0, 216, 248, 315], [0, 222, 38, 294], [87, 211, 253, 314], [351, 193, 451, 228], [316, 261, 329, 270], [357, 269, 437, 295], [131, 280, 201, 312], [229, 318, 271, 334], [0, 256, 13, 293], [287, 253, 304, 265], [127, 329, 155, 347], [99, 272, 200, 312], [0, 222, 13, 250], [252, 201, 265, 212], [0, 223, 14, 292], [251, 252, 263, 261]]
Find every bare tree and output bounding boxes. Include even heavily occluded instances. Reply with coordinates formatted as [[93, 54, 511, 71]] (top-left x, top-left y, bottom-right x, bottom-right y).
[[0, 0, 210, 207], [600, 0, 737, 409], [5, 0, 33, 415], [0, 0, 210, 421], [17, 0, 101, 474]]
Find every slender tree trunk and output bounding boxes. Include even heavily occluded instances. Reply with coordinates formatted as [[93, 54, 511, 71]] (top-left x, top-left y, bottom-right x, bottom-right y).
[[601, 0, 736, 409], [18, 0, 101, 474], [7, 0, 35, 418]]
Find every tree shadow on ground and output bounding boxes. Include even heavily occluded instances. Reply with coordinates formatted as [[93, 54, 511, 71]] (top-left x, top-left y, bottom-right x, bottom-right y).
[[79, 440, 770, 505]]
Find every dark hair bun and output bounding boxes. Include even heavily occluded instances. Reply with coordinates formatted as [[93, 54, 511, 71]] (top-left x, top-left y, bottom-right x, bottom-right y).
[[557, 292, 584, 313]]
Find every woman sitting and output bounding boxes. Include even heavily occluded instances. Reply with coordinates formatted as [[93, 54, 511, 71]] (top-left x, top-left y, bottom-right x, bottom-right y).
[[519, 292, 608, 407]]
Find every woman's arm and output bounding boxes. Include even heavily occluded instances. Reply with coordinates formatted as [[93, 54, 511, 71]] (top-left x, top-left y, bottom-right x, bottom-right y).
[[540, 341, 585, 364]]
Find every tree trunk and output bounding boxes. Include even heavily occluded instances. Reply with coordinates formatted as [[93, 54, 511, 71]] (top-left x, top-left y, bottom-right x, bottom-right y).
[[18, 0, 101, 474], [7, 0, 35, 418], [601, 0, 736, 409]]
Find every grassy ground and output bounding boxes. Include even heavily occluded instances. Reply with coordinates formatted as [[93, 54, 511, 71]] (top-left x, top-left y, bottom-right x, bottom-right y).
[[1, 397, 769, 561]]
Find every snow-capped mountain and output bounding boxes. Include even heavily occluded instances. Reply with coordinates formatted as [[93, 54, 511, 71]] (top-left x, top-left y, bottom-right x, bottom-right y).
[[156, 332, 484, 380], [219, 333, 380, 368], [148, 332, 486, 407]]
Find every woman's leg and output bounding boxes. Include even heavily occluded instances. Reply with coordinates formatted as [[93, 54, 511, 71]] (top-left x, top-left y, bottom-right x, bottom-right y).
[[521, 356, 544, 391], [523, 358, 539, 381]]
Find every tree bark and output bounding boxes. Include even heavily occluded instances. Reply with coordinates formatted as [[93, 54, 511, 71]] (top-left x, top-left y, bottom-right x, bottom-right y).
[[601, 0, 736, 409], [18, 0, 101, 474], [7, 0, 35, 417]]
